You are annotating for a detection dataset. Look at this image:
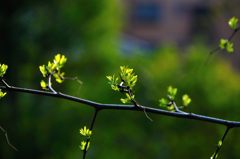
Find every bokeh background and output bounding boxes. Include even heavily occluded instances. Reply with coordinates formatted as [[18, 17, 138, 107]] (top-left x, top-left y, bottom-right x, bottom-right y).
[[1, 0, 240, 158]]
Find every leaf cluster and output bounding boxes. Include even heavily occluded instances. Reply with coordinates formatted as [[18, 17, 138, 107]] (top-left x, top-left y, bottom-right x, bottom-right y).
[[159, 86, 191, 111], [107, 66, 137, 104], [219, 38, 234, 53], [0, 64, 8, 78], [0, 90, 6, 99], [228, 16, 239, 30], [0, 64, 8, 98], [39, 54, 67, 89], [79, 126, 92, 151], [218, 17, 239, 53]]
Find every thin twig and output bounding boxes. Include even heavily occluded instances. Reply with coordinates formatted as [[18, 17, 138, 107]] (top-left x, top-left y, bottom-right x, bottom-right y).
[[0, 125, 18, 151], [83, 109, 99, 159], [117, 79, 153, 121], [209, 27, 239, 55], [64, 76, 83, 85], [228, 28, 239, 41], [129, 91, 153, 122], [211, 126, 231, 159]]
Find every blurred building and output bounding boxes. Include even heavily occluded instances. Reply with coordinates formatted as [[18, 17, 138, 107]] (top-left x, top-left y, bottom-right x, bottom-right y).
[[121, 0, 225, 52]]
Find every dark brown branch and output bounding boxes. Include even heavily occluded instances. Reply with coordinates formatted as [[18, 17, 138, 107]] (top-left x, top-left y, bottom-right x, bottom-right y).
[[228, 28, 239, 41], [1, 81, 240, 128], [83, 109, 99, 159], [211, 126, 231, 159]]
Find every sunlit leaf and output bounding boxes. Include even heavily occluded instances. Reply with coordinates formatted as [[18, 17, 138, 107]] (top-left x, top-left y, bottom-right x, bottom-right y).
[[182, 94, 191, 106], [219, 38, 228, 49], [159, 98, 169, 107], [228, 16, 239, 30], [167, 86, 177, 100], [40, 80, 48, 90], [218, 140, 222, 147], [0, 90, 7, 99], [80, 126, 92, 137], [80, 141, 90, 151], [226, 41, 234, 53], [0, 64, 8, 78], [219, 39, 234, 53]]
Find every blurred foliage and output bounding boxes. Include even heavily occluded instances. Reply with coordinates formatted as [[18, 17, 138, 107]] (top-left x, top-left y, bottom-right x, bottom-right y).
[[1, 1, 240, 159]]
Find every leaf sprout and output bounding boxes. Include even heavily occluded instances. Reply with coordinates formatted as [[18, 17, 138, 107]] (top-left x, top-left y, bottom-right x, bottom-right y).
[[0, 63, 8, 99], [228, 16, 239, 30], [39, 54, 67, 89], [0, 64, 8, 78], [79, 126, 92, 152], [107, 66, 137, 104], [80, 126, 92, 138], [219, 38, 234, 53], [159, 86, 191, 112], [80, 141, 90, 151], [182, 94, 191, 107], [0, 90, 7, 99]]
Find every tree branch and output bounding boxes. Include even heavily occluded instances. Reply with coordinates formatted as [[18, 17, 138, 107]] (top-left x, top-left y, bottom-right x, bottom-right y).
[[83, 109, 99, 159], [0, 125, 18, 151], [1, 81, 240, 128], [209, 27, 239, 55], [211, 126, 231, 159]]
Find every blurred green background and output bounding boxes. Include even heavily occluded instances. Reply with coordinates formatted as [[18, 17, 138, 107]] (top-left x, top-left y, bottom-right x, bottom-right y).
[[1, 0, 240, 159]]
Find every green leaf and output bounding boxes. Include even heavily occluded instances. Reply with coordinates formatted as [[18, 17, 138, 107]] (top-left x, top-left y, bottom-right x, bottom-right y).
[[106, 75, 119, 91], [0, 64, 8, 78], [53, 73, 64, 83], [182, 94, 191, 106], [226, 41, 234, 53], [39, 65, 47, 77], [167, 104, 175, 111], [80, 126, 92, 137], [218, 140, 222, 147], [0, 90, 7, 99], [40, 80, 48, 90], [55, 78, 63, 83], [159, 98, 169, 107], [54, 54, 67, 68], [120, 98, 129, 104], [60, 55, 67, 66], [119, 66, 137, 89], [39, 54, 67, 88], [219, 39, 234, 53], [120, 93, 134, 104], [210, 152, 219, 159], [107, 66, 138, 104], [228, 16, 239, 30], [219, 38, 228, 49], [54, 54, 61, 63], [167, 86, 177, 100], [80, 141, 90, 151], [106, 76, 112, 81]]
